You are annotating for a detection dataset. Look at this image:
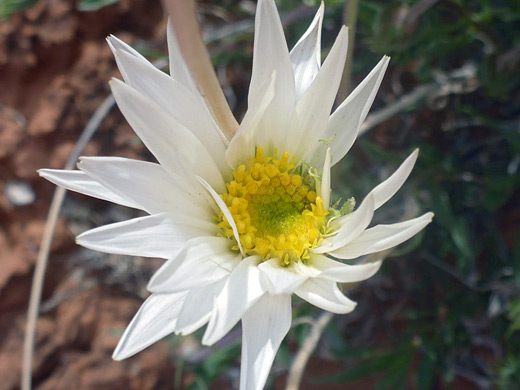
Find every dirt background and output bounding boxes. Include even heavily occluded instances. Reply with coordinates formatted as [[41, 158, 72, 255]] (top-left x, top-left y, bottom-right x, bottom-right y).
[[0, 0, 188, 389], [0, 1, 343, 389]]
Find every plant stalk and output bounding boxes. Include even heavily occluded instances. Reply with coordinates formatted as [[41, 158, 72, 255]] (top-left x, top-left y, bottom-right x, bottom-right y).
[[338, 0, 360, 102], [164, 0, 239, 140]]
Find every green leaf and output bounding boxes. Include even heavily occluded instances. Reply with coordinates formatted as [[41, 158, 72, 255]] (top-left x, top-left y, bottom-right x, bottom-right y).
[[312, 347, 411, 385], [200, 345, 239, 381], [417, 354, 435, 390], [77, 0, 119, 12], [507, 297, 520, 335], [0, 0, 35, 18]]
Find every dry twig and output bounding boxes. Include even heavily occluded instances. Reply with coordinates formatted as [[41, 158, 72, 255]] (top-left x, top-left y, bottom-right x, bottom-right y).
[[337, 0, 360, 102], [163, 0, 239, 139], [285, 312, 334, 390], [22, 95, 115, 390]]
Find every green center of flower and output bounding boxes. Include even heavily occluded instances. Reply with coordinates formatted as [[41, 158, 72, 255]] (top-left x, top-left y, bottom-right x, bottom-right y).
[[217, 147, 327, 266], [251, 199, 303, 236]]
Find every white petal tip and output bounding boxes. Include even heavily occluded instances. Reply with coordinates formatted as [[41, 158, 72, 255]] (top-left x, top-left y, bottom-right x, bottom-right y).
[[145, 278, 159, 293], [111, 353, 123, 361], [201, 333, 216, 347], [109, 77, 127, 89], [325, 147, 331, 156], [332, 301, 357, 315], [338, 299, 358, 314], [112, 347, 129, 361], [108, 77, 120, 86], [378, 55, 391, 71], [106, 34, 124, 47], [106, 36, 120, 52], [367, 260, 384, 275], [403, 149, 419, 170]]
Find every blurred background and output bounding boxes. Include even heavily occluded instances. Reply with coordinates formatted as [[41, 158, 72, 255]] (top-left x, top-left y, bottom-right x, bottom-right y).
[[0, 0, 519, 389]]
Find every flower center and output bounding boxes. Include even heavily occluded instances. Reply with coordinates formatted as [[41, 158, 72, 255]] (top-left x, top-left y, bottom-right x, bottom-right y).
[[218, 147, 327, 266]]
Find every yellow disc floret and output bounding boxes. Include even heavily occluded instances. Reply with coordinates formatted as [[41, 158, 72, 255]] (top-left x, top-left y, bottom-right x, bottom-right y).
[[217, 146, 327, 266]]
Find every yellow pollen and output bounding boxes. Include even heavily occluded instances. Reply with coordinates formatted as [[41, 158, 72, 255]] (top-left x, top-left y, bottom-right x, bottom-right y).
[[218, 146, 327, 266]]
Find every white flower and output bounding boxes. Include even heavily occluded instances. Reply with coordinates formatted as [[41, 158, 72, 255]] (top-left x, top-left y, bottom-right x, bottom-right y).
[[39, 1, 433, 389]]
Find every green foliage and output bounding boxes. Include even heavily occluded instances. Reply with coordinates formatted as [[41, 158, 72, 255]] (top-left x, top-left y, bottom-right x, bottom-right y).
[[507, 297, 520, 334], [77, 0, 120, 12], [497, 355, 520, 390], [326, 0, 520, 388], [313, 344, 414, 389], [185, 339, 241, 389], [0, 0, 35, 19], [0, 0, 120, 17]]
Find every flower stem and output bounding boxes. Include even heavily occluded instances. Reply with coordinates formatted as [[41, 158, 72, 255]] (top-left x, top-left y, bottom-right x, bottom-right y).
[[164, 0, 239, 140], [337, 0, 360, 102], [22, 95, 116, 390], [285, 311, 334, 390]]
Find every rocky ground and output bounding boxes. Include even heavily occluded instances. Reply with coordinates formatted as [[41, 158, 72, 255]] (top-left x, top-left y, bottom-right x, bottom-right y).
[[0, 1, 184, 389]]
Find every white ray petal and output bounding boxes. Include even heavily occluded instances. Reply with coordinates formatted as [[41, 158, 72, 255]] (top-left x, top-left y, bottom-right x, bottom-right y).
[[329, 149, 420, 231], [331, 212, 434, 259], [319, 148, 332, 210], [258, 259, 308, 295], [111, 49, 228, 175], [287, 26, 348, 159], [77, 156, 210, 218], [307, 56, 390, 168], [196, 175, 245, 255], [166, 20, 198, 95], [314, 194, 375, 254], [202, 256, 265, 346], [250, 0, 294, 105], [225, 71, 276, 170], [112, 291, 187, 360], [38, 169, 140, 210], [240, 293, 291, 390], [289, 2, 324, 99], [175, 279, 227, 336], [306, 254, 382, 283], [147, 236, 240, 293], [76, 213, 215, 259], [295, 278, 356, 314], [106, 35, 148, 78], [110, 79, 226, 194], [367, 149, 419, 210], [249, 0, 296, 154]]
